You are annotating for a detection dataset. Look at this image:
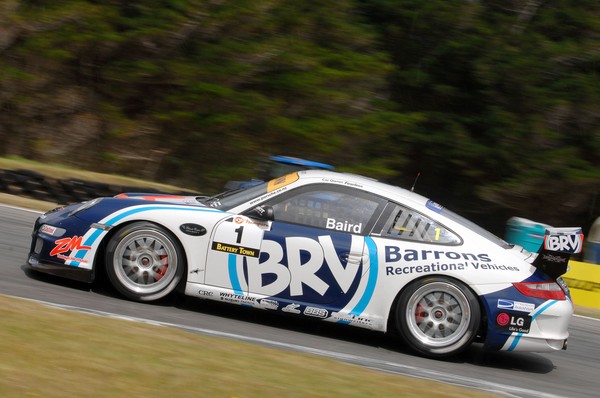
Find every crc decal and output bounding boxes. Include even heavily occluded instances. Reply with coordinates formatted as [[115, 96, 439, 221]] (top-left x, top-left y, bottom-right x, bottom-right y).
[[497, 299, 535, 313], [496, 311, 532, 334]]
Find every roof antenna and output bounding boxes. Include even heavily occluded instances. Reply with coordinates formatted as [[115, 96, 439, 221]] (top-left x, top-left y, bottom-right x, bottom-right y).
[[410, 172, 421, 192]]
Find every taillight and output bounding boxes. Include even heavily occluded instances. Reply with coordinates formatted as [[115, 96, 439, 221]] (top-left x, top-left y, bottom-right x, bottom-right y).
[[513, 281, 566, 300]]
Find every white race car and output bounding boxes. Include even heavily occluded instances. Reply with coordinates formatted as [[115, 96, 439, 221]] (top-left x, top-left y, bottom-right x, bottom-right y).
[[28, 170, 582, 358]]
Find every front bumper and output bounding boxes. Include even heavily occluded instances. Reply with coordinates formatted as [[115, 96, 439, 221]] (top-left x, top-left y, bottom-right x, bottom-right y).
[[28, 255, 94, 283], [27, 211, 96, 283]]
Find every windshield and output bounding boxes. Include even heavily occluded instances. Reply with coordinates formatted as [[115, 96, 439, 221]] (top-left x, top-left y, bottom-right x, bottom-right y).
[[201, 181, 269, 210]]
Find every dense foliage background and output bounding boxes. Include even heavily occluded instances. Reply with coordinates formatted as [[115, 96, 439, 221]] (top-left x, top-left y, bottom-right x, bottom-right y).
[[1, 0, 598, 234]]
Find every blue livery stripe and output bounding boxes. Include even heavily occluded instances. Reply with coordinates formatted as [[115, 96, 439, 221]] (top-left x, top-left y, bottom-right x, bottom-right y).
[[70, 205, 221, 267], [349, 236, 378, 316], [331, 236, 378, 326], [228, 254, 243, 294]]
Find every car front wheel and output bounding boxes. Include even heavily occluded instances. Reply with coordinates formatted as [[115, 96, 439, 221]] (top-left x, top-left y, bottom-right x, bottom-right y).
[[105, 222, 185, 302], [395, 276, 481, 358]]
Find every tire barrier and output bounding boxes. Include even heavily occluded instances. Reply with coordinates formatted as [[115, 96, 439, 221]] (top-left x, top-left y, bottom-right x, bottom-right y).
[[564, 260, 600, 310], [0, 168, 191, 204]]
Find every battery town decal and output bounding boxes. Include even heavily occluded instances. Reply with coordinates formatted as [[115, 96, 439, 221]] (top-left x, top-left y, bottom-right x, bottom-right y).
[[211, 242, 260, 258], [211, 216, 263, 258]]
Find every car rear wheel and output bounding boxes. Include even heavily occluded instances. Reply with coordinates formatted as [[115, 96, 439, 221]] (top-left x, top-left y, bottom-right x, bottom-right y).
[[395, 276, 480, 358], [105, 222, 185, 302]]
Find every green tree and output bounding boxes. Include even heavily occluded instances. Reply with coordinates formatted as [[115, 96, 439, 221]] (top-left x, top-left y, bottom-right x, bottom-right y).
[[359, 0, 600, 231]]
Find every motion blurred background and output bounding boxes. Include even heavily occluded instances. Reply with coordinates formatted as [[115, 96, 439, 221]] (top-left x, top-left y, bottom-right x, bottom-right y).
[[0, 0, 598, 235]]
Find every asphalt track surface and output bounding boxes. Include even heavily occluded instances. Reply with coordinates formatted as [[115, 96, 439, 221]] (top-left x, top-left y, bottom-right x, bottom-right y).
[[1, 204, 599, 398]]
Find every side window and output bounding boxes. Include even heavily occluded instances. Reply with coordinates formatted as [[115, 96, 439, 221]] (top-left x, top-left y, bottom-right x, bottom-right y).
[[264, 186, 383, 235], [382, 204, 461, 245]]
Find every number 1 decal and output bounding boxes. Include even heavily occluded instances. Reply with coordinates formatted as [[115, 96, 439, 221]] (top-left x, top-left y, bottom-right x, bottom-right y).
[[210, 217, 263, 258], [234, 226, 244, 244]]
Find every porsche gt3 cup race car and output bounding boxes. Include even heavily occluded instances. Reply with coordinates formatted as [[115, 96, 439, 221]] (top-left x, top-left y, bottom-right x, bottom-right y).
[[27, 170, 583, 358]]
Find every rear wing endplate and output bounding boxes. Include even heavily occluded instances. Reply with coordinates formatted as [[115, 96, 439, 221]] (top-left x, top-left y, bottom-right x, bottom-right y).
[[533, 227, 584, 279]]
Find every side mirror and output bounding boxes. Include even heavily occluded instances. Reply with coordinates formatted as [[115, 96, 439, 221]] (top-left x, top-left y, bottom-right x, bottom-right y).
[[246, 205, 274, 221]]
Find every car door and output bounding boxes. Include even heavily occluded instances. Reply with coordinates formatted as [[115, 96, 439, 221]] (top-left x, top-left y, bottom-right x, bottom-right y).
[[203, 214, 271, 293], [205, 184, 386, 307]]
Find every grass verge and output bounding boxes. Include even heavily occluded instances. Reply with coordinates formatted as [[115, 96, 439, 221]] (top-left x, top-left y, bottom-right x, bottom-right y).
[[0, 295, 498, 398]]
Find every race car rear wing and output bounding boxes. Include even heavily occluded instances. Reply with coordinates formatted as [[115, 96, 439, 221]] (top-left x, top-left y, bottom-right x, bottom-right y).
[[533, 227, 584, 279]]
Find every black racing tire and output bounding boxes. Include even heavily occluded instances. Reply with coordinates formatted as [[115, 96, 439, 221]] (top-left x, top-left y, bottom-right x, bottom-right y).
[[395, 276, 481, 358], [105, 221, 185, 302]]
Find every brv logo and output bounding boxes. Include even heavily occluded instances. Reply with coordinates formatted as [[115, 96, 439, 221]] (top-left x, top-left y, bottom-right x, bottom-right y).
[[544, 233, 584, 254], [235, 235, 365, 298], [50, 236, 91, 257]]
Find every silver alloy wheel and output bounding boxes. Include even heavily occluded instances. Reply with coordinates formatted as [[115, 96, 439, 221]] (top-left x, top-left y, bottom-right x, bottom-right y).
[[404, 281, 471, 348], [111, 228, 179, 296]]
